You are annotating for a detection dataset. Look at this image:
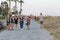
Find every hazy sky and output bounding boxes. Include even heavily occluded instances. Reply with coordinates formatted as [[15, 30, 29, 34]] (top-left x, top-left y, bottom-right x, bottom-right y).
[[0, 0, 60, 16]]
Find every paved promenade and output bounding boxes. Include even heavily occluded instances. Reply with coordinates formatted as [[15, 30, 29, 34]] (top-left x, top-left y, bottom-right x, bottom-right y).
[[0, 20, 53, 40]]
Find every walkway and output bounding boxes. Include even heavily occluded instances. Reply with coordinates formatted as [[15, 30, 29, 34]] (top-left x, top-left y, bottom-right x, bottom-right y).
[[0, 20, 53, 40]]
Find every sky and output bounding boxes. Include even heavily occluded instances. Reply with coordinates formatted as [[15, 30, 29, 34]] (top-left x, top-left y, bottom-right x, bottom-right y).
[[0, 0, 60, 16]]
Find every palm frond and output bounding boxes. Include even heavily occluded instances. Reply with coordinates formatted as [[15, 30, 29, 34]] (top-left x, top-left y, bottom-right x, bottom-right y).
[[18, 0, 24, 3], [13, 0, 19, 2], [4, 1, 8, 4], [1, 2, 4, 5], [7, 0, 13, 1]]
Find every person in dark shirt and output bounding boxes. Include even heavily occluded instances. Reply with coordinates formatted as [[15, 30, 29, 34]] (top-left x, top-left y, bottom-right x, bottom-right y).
[[19, 15, 24, 30], [10, 16, 14, 30], [14, 16, 18, 28]]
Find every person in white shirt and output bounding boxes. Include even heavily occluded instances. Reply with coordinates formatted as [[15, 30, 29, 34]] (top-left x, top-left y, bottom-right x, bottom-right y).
[[40, 13, 44, 29]]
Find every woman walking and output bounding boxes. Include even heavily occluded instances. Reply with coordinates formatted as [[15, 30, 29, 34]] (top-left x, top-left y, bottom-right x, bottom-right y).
[[10, 16, 14, 30], [19, 15, 24, 30], [26, 16, 31, 30], [40, 13, 44, 29], [14, 16, 18, 28]]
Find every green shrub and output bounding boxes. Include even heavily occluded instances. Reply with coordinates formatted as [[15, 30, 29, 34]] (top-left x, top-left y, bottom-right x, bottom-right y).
[[35, 17, 40, 21], [0, 16, 5, 20]]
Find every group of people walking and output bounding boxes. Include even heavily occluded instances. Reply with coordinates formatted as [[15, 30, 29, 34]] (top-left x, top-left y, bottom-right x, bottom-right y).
[[6, 13, 44, 31], [6, 15, 31, 30]]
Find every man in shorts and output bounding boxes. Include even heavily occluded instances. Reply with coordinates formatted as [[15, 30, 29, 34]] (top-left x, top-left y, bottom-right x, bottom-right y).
[[40, 13, 44, 29]]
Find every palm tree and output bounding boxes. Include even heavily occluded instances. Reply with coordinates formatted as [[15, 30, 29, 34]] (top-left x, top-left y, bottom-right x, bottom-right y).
[[1, 2, 4, 8], [1, 2, 4, 14], [1, 2, 4, 15], [13, 0, 18, 14], [7, 0, 13, 14], [3, 1, 9, 16], [0, 7, 2, 13], [19, 0, 24, 14], [1, 1, 8, 16]]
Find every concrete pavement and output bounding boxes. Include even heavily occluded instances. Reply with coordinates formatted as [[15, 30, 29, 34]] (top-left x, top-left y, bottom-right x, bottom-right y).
[[0, 20, 53, 40]]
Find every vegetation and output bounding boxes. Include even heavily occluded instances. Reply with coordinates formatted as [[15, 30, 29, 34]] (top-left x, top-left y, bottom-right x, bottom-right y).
[[0, 1, 9, 16], [35, 17, 40, 21], [19, 0, 24, 14], [0, 0, 24, 16], [35, 16, 60, 40], [0, 16, 5, 20], [43, 16, 60, 40]]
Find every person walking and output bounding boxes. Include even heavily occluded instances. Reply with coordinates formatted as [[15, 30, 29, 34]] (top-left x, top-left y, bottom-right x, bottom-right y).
[[34, 16, 36, 21], [14, 16, 18, 29], [6, 15, 11, 30], [40, 13, 44, 29], [10, 16, 14, 30], [19, 15, 24, 30], [26, 16, 31, 30]]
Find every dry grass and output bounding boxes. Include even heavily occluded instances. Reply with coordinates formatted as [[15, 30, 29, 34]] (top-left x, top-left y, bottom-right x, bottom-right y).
[[43, 16, 60, 40]]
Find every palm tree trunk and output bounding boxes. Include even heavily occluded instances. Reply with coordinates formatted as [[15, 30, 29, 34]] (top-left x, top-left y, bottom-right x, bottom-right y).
[[9, 0, 11, 14], [1, 2, 4, 16], [20, 2, 22, 12], [15, 1, 17, 13], [15, 1, 17, 10], [20, 0, 22, 14], [1, 7, 4, 16]]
